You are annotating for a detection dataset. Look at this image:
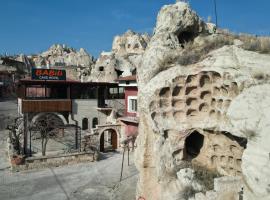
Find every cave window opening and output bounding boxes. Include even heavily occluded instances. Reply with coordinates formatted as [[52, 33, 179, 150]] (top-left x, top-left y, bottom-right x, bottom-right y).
[[99, 66, 104, 72], [115, 69, 123, 77], [184, 130, 204, 161], [177, 31, 196, 48]]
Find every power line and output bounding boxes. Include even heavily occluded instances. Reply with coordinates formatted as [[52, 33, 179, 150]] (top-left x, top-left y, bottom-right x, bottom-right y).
[[213, 0, 218, 28]]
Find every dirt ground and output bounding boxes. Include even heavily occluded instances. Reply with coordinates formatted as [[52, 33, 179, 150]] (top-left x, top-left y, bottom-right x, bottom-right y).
[[0, 100, 138, 200]]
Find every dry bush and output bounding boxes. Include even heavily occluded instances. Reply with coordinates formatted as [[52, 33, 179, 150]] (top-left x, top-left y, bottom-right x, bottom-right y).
[[176, 34, 234, 66], [182, 186, 197, 200], [178, 162, 221, 194], [160, 30, 270, 67], [192, 164, 221, 191], [238, 34, 270, 53]]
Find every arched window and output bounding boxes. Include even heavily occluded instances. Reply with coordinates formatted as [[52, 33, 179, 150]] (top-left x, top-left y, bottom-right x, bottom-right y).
[[92, 117, 98, 128], [82, 118, 88, 130]]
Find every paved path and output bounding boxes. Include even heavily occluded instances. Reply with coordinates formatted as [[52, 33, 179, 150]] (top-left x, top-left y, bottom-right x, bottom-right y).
[[0, 152, 138, 200]]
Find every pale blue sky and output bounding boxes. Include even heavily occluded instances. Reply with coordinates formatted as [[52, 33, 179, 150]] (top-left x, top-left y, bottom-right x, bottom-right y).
[[0, 0, 269, 57]]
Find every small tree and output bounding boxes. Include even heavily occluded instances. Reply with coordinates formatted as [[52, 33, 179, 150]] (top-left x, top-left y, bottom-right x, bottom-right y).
[[32, 114, 63, 156], [7, 117, 24, 155]]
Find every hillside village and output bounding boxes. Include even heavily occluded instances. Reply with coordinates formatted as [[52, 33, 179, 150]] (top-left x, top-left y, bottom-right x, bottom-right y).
[[0, 1, 270, 200]]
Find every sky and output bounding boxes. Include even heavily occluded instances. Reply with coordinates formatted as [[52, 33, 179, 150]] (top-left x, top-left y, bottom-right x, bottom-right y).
[[0, 0, 269, 58]]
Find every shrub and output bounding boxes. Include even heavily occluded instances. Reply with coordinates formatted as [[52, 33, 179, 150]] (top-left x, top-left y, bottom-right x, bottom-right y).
[[176, 34, 234, 66], [238, 34, 270, 53], [182, 186, 197, 200], [192, 164, 221, 191]]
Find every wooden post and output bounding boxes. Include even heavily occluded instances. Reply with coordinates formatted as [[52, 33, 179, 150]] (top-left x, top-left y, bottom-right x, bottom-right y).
[[29, 129, 32, 157], [120, 146, 125, 182], [23, 113, 28, 155], [127, 145, 130, 166]]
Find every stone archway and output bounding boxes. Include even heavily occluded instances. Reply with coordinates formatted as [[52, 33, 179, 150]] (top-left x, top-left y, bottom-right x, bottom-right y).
[[30, 112, 67, 126], [99, 128, 119, 152]]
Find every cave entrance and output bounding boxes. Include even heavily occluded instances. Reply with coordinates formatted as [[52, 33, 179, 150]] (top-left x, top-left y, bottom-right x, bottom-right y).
[[177, 31, 196, 48], [184, 130, 204, 160]]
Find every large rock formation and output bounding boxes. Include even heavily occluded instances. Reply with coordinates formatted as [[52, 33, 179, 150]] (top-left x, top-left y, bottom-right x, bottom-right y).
[[135, 2, 270, 200], [31, 44, 94, 68], [89, 52, 118, 82], [84, 30, 150, 82], [27, 44, 94, 81], [112, 30, 150, 55]]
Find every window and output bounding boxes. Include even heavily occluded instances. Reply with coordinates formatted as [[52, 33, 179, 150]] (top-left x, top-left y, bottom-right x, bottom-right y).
[[107, 87, 125, 99], [99, 66, 104, 71], [128, 96, 137, 113], [92, 117, 98, 128], [82, 118, 88, 130]]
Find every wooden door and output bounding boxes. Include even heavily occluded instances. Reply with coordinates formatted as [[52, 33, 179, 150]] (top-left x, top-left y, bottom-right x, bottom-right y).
[[111, 132, 118, 150], [100, 133, 104, 152]]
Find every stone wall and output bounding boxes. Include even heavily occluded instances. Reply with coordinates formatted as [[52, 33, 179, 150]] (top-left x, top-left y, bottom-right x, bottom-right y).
[[70, 99, 107, 129], [10, 151, 97, 171]]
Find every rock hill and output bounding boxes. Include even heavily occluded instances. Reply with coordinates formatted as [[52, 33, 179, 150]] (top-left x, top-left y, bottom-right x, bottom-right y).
[[30, 44, 94, 68], [135, 2, 270, 200], [24, 31, 150, 82], [83, 30, 150, 82]]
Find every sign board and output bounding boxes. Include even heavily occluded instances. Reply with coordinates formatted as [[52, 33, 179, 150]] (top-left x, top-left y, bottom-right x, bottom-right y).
[[32, 69, 66, 80]]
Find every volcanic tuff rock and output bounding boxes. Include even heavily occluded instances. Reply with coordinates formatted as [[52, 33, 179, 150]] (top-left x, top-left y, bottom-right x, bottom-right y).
[[31, 44, 94, 68], [135, 2, 270, 200], [88, 52, 118, 82], [83, 30, 150, 82], [112, 30, 150, 55]]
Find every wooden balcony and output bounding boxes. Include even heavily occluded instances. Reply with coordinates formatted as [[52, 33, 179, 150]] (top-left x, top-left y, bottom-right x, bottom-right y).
[[22, 99, 72, 113]]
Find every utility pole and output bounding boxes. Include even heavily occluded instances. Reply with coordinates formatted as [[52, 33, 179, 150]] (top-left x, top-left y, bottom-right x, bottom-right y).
[[213, 0, 218, 28], [120, 146, 126, 181]]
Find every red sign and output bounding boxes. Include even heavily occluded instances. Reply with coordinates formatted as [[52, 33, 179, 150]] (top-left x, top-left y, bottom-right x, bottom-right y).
[[32, 69, 66, 80]]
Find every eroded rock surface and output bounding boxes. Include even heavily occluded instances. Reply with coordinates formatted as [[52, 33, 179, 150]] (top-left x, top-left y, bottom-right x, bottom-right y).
[[84, 30, 150, 82], [135, 2, 270, 200], [32, 44, 94, 68]]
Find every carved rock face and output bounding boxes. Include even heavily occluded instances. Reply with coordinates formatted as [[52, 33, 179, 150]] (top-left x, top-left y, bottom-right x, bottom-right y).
[[112, 30, 150, 55], [149, 71, 239, 132], [135, 2, 270, 200], [148, 70, 246, 183]]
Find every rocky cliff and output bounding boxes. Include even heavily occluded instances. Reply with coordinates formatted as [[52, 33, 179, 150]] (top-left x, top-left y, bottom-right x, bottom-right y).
[[12, 31, 149, 82], [25, 44, 94, 81], [135, 2, 270, 200], [83, 30, 150, 82], [30, 44, 94, 68]]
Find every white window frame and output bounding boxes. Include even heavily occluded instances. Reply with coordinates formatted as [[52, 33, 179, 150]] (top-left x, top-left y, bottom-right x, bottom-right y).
[[128, 96, 137, 113]]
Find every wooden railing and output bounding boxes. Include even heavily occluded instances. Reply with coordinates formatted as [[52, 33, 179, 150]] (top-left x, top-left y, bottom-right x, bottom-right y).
[[22, 99, 72, 113]]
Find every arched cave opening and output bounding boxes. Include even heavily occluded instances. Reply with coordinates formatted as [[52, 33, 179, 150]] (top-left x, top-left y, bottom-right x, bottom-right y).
[[177, 31, 196, 48], [184, 130, 204, 160]]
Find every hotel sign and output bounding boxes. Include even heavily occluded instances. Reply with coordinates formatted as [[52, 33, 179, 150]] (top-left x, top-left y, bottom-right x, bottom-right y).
[[32, 69, 66, 80]]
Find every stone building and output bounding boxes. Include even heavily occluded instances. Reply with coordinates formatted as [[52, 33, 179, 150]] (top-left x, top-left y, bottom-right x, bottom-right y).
[[17, 72, 125, 158], [118, 75, 138, 148]]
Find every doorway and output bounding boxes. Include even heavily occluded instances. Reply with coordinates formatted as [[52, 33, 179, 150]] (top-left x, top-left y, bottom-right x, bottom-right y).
[[82, 118, 88, 130], [100, 129, 118, 152]]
